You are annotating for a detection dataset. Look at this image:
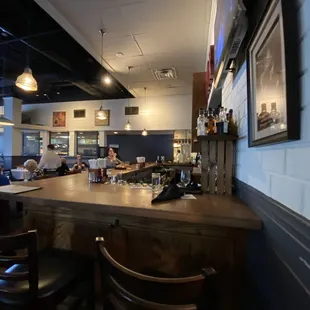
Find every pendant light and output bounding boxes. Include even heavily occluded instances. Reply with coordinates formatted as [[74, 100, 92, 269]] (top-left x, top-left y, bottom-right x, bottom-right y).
[[15, 22, 38, 92], [96, 29, 107, 120], [141, 87, 148, 136], [124, 66, 132, 130], [1, 51, 14, 126]]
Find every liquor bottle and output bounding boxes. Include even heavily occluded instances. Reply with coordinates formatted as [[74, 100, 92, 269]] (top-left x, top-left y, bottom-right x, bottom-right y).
[[197, 108, 206, 136], [216, 107, 225, 134], [257, 103, 273, 131], [228, 109, 238, 136], [270, 102, 280, 124], [207, 108, 216, 134]]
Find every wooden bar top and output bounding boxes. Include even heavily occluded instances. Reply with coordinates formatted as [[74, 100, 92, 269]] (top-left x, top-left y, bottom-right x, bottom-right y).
[[1, 173, 261, 230]]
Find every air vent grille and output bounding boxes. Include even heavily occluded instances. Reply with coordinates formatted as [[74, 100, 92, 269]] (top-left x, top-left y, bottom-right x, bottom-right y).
[[125, 106, 139, 115], [152, 67, 177, 80], [74, 109, 86, 118]]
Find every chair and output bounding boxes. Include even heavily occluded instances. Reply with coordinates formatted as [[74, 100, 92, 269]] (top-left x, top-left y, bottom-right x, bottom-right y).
[[96, 237, 217, 310], [0, 230, 94, 310]]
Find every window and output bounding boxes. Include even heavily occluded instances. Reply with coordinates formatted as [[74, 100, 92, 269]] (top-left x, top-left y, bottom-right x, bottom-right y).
[[74, 109, 86, 118], [125, 106, 139, 115], [76, 131, 98, 156], [22, 132, 40, 156], [50, 132, 69, 156]]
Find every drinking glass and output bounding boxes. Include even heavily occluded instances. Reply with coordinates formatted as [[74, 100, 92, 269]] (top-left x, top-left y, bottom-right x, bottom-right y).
[[151, 173, 161, 190], [180, 170, 191, 188]]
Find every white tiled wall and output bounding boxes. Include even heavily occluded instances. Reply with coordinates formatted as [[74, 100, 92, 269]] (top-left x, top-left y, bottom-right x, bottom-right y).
[[222, 0, 310, 220]]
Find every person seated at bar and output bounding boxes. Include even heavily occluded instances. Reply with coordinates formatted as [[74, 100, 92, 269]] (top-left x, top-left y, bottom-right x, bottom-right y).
[[72, 155, 89, 171], [104, 147, 125, 168], [38, 144, 61, 170], [0, 165, 10, 186], [57, 158, 70, 176], [24, 159, 44, 180]]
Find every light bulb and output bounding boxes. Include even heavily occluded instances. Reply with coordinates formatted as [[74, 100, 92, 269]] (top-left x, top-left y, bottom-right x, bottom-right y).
[[103, 76, 112, 85], [142, 129, 148, 136], [124, 120, 131, 131], [96, 109, 107, 120]]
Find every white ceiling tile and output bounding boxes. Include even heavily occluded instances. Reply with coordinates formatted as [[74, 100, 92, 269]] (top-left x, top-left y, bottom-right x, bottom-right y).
[[41, 0, 212, 97]]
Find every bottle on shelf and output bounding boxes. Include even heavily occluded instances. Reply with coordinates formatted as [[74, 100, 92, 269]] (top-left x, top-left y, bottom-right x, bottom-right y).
[[216, 106, 225, 134], [227, 109, 238, 136], [207, 108, 216, 134], [197, 108, 206, 136]]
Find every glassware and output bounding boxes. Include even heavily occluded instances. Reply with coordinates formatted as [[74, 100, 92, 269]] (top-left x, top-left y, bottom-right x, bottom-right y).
[[180, 170, 191, 187], [151, 173, 161, 190]]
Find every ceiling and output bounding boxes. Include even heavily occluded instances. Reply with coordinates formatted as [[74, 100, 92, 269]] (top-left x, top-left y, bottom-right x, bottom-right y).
[[0, 0, 132, 103], [35, 0, 212, 97]]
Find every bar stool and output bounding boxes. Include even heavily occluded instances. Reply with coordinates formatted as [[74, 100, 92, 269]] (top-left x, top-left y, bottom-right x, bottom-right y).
[[96, 237, 217, 310], [0, 230, 94, 310]]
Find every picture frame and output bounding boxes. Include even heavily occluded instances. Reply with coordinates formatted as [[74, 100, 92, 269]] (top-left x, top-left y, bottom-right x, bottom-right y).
[[246, 0, 300, 147], [53, 111, 66, 127], [94, 109, 110, 126]]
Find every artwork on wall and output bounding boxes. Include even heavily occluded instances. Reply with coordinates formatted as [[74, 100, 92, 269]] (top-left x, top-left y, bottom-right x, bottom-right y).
[[95, 110, 110, 126], [53, 111, 66, 127], [246, 0, 300, 146]]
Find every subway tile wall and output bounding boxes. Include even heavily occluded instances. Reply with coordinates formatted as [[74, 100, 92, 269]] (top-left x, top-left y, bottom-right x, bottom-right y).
[[222, 0, 310, 220]]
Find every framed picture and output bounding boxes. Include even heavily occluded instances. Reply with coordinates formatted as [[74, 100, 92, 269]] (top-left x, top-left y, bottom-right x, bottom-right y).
[[53, 111, 66, 127], [95, 110, 110, 126], [247, 0, 300, 147]]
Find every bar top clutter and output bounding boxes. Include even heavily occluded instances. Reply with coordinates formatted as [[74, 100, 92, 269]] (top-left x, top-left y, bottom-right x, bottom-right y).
[[0, 171, 261, 230]]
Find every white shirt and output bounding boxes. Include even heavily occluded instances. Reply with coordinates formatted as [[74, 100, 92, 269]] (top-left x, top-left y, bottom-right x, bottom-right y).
[[38, 150, 61, 169]]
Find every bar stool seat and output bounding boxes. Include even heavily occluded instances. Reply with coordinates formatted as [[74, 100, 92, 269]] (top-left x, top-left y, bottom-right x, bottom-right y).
[[0, 231, 94, 309]]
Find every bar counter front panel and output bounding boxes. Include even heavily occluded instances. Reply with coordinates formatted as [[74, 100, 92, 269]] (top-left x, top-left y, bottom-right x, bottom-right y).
[[0, 165, 261, 307]]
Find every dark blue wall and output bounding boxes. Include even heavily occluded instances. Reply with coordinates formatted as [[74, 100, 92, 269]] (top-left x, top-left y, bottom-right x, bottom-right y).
[[107, 134, 173, 163]]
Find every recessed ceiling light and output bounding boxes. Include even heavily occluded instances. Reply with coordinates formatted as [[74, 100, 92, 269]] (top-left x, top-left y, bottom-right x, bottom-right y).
[[36, 94, 39, 97], [57, 91, 60, 95], [116, 52, 124, 57], [43, 93, 47, 96], [114, 131, 118, 134], [103, 76, 112, 85]]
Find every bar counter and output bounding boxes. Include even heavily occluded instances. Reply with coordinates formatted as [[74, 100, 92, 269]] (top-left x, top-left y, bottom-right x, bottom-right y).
[[0, 166, 261, 304]]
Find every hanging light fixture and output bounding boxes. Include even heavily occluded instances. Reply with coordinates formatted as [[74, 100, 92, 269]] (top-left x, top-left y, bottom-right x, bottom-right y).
[[15, 22, 38, 92], [124, 66, 132, 130], [15, 67, 37, 92], [96, 29, 107, 120], [141, 87, 148, 136]]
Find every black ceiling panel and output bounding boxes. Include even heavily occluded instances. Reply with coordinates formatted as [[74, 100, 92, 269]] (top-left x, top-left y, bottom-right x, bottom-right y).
[[0, 0, 133, 103]]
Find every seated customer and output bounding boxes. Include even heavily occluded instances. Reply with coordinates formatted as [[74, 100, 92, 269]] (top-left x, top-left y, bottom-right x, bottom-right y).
[[104, 147, 124, 168], [38, 144, 61, 170], [24, 159, 44, 180], [57, 158, 70, 176], [0, 166, 10, 186], [72, 155, 89, 171]]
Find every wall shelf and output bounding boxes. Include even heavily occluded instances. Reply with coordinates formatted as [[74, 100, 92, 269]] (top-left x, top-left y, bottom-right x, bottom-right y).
[[197, 135, 238, 141]]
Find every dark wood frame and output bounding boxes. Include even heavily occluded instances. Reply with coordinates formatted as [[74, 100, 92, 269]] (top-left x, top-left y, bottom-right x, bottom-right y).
[[246, 0, 300, 147]]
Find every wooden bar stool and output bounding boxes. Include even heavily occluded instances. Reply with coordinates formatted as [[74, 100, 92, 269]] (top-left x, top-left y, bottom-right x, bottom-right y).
[[96, 237, 217, 310], [0, 230, 94, 310]]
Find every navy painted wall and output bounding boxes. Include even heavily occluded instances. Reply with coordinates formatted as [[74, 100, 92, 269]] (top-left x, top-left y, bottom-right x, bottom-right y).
[[107, 134, 173, 163]]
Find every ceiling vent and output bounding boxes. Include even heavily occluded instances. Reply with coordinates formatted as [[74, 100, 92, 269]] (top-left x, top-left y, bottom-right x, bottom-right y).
[[152, 67, 177, 80]]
